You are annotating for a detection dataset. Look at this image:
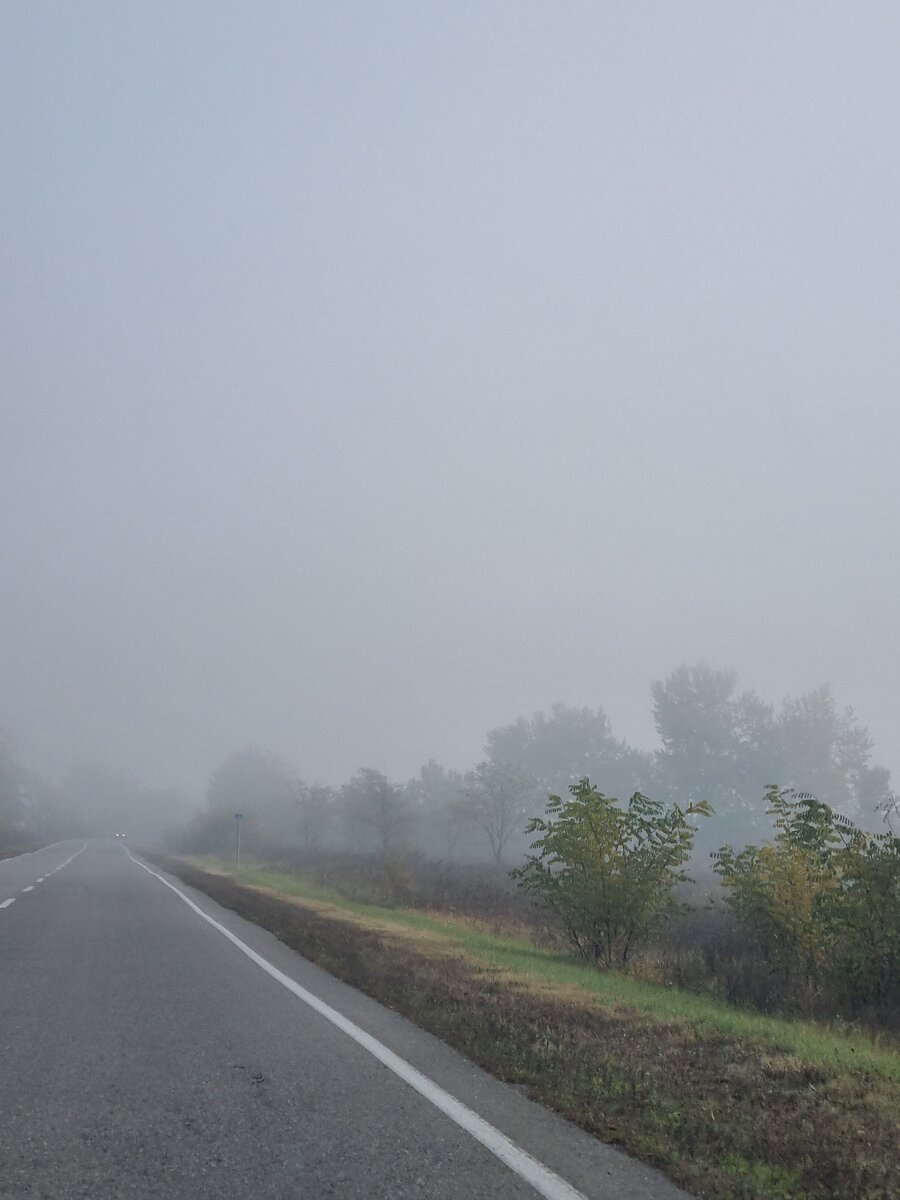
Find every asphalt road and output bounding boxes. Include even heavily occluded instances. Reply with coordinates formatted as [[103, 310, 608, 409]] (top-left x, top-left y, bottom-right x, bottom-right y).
[[0, 840, 692, 1199]]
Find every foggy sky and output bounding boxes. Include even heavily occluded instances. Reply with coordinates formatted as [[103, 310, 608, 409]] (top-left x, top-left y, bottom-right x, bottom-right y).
[[3, 2, 899, 801]]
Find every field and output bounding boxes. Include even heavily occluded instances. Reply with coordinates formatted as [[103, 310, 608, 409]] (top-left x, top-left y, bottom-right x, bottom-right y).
[[153, 852, 900, 1200]]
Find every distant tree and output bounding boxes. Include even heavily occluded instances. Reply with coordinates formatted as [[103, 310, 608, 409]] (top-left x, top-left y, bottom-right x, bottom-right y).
[[457, 761, 534, 863], [289, 779, 333, 852], [652, 663, 778, 852], [180, 805, 263, 858], [485, 703, 655, 802], [206, 748, 296, 844], [513, 780, 710, 967], [341, 768, 412, 853], [776, 685, 891, 827], [405, 760, 466, 857]]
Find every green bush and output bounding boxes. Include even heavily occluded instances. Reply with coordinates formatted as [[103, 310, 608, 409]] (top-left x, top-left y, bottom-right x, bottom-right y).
[[512, 779, 710, 967], [714, 787, 900, 1013]]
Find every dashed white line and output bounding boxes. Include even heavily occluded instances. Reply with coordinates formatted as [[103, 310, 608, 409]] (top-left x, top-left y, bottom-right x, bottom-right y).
[[0, 844, 86, 914], [128, 850, 588, 1200]]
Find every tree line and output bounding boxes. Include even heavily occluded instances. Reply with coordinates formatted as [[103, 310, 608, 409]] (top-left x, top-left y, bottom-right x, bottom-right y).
[[180, 662, 894, 864]]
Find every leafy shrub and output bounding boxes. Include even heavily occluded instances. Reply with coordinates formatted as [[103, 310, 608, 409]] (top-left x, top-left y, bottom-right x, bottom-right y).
[[511, 779, 710, 967], [714, 786, 900, 1014]]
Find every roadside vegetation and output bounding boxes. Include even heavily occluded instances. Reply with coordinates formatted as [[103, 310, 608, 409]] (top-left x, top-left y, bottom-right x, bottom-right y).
[[5, 661, 897, 1194], [158, 852, 899, 1200], [162, 760, 899, 1199]]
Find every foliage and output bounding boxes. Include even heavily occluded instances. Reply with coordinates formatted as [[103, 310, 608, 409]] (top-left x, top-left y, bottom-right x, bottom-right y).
[[512, 779, 710, 966], [653, 664, 893, 855], [457, 761, 533, 863], [169, 855, 900, 1200], [714, 786, 900, 1011], [777, 685, 891, 825], [836, 819, 900, 1007], [713, 787, 843, 986], [485, 703, 655, 801], [180, 805, 262, 857], [652, 663, 777, 852]]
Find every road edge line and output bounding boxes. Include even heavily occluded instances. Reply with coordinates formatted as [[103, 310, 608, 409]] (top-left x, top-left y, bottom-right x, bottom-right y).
[[127, 849, 588, 1200]]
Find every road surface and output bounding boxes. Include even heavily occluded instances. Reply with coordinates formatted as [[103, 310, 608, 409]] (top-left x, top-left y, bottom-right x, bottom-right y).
[[0, 840, 691, 1199]]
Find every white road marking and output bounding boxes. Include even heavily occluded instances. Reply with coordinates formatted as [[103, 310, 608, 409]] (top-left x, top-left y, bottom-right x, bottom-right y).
[[128, 851, 588, 1200], [21, 886, 34, 893], [55, 845, 87, 872], [0, 899, 14, 909], [36, 877, 44, 883]]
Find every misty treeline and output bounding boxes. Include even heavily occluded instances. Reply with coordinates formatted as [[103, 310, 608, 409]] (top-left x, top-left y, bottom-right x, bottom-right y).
[[0, 663, 892, 862], [0, 730, 184, 853], [177, 663, 894, 866]]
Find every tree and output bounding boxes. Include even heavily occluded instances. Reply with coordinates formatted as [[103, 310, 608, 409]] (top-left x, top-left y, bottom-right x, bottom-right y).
[[485, 703, 655, 803], [289, 780, 333, 852], [405, 760, 466, 857], [206, 748, 296, 844], [652, 663, 778, 852], [341, 768, 412, 853], [776, 685, 891, 827], [512, 780, 709, 967], [457, 761, 533, 863], [180, 805, 263, 858], [714, 786, 900, 1010]]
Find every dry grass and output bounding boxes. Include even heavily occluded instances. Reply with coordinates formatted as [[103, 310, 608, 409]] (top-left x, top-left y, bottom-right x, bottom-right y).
[[155, 855, 900, 1200]]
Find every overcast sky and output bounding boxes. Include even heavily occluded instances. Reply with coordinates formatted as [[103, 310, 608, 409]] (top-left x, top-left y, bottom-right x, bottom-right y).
[[2, 2, 899, 799]]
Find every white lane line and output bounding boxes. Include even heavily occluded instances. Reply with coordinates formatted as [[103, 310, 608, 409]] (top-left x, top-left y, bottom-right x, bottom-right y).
[[0, 899, 14, 909], [36, 877, 44, 883], [128, 851, 587, 1200], [21, 886, 34, 893], [55, 845, 87, 872]]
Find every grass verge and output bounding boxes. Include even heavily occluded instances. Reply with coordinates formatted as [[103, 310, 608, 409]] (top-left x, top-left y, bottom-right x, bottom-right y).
[[158, 855, 900, 1200]]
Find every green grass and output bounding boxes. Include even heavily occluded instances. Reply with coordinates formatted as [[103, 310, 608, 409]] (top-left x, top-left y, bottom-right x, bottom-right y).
[[168, 855, 899, 1199], [204, 857, 900, 1083]]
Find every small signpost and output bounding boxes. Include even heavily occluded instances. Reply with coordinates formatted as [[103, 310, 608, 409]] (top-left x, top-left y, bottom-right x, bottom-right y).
[[234, 812, 244, 873]]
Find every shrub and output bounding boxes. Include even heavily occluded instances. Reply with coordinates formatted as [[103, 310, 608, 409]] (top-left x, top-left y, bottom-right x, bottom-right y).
[[713, 786, 900, 1014], [511, 779, 710, 967]]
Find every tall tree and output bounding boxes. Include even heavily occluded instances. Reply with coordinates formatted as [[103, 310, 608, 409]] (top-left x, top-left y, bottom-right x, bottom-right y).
[[776, 685, 891, 827], [652, 663, 778, 851], [485, 703, 654, 802]]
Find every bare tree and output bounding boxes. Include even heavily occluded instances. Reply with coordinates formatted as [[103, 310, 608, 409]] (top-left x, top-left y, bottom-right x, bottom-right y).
[[457, 761, 532, 864]]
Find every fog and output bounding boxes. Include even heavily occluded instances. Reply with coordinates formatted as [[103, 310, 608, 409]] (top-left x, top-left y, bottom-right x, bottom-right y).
[[2, 5, 899, 835]]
